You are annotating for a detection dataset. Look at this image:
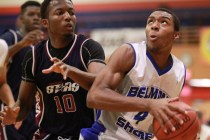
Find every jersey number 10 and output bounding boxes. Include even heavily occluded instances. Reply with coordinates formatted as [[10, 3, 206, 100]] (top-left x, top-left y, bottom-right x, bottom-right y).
[[54, 94, 76, 113]]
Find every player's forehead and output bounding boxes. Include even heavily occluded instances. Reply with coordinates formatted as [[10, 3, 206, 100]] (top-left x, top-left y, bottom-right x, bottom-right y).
[[24, 6, 40, 13], [148, 11, 173, 20], [49, 0, 73, 8]]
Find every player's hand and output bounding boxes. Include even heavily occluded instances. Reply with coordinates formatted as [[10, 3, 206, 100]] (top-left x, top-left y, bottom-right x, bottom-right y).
[[0, 106, 20, 126], [19, 29, 44, 47], [42, 57, 70, 80], [148, 97, 187, 133]]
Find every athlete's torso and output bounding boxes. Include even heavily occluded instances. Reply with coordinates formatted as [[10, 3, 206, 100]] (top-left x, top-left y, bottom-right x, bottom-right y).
[[96, 41, 186, 140], [33, 35, 96, 136]]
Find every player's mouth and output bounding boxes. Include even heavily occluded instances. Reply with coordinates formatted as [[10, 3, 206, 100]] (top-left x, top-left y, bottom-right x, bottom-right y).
[[65, 24, 73, 31], [149, 35, 158, 41]]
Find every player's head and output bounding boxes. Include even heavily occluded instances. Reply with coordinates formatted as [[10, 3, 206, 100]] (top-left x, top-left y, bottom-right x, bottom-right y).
[[40, 0, 76, 36], [41, 0, 73, 19], [152, 8, 180, 32], [145, 7, 180, 52], [20, 1, 41, 15], [19, 1, 41, 31]]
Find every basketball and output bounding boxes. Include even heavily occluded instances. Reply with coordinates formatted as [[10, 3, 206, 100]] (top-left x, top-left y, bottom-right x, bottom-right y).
[[152, 101, 200, 140]]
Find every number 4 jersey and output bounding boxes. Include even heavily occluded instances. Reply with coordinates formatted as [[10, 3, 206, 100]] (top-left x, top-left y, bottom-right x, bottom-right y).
[[80, 41, 185, 140]]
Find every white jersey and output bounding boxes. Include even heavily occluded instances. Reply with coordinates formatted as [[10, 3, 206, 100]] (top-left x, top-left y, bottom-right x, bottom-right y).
[[80, 41, 186, 140], [0, 39, 8, 68]]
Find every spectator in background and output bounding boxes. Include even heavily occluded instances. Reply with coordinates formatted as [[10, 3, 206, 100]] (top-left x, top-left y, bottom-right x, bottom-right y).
[[0, 1, 44, 140], [0, 0, 106, 139]]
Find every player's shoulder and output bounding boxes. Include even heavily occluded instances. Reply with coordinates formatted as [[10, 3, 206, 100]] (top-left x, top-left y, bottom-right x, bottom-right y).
[[126, 41, 146, 51], [34, 40, 48, 50], [171, 54, 185, 77], [171, 54, 185, 68], [0, 29, 17, 37]]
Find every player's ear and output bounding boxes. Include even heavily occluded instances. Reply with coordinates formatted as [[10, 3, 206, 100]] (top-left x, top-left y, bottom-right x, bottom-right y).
[[41, 19, 48, 28], [174, 32, 180, 40]]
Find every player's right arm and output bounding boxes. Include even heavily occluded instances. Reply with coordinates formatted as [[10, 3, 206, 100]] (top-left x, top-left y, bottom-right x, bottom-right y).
[[87, 43, 186, 133]]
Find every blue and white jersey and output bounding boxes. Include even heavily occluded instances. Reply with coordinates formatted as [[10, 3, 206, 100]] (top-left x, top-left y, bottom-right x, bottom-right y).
[[80, 41, 186, 140]]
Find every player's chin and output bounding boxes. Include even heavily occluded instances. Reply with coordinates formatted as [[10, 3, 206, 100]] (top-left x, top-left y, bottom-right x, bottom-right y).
[[32, 24, 42, 30], [63, 32, 74, 37]]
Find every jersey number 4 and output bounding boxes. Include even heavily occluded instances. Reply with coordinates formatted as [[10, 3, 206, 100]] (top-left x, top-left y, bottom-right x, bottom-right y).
[[54, 94, 76, 113], [134, 112, 149, 124]]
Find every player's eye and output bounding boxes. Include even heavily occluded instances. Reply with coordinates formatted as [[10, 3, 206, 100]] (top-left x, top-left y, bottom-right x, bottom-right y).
[[55, 10, 64, 16], [161, 20, 167, 24], [147, 19, 153, 24]]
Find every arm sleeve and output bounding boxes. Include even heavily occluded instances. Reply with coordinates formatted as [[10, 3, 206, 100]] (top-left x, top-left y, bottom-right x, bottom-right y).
[[82, 39, 106, 67], [21, 50, 35, 82]]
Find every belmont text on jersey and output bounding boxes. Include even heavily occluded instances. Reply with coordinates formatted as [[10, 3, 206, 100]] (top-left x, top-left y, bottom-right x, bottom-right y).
[[127, 86, 169, 99]]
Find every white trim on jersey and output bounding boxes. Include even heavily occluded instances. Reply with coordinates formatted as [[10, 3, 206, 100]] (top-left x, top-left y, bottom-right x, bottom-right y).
[[80, 38, 90, 72]]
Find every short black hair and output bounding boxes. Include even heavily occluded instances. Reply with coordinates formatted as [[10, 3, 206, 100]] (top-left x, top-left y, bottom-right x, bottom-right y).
[[153, 7, 180, 31], [20, 1, 41, 15], [40, 0, 72, 19]]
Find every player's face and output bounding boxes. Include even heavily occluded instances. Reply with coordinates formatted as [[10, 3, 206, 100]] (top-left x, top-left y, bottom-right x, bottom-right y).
[[145, 11, 179, 53], [21, 6, 41, 32], [43, 0, 76, 37]]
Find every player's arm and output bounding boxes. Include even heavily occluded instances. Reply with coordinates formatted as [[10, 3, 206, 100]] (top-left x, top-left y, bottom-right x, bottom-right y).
[[0, 81, 36, 125], [67, 39, 106, 90], [87, 43, 186, 132], [87, 43, 137, 111], [6, 30, 43, 62], [15, 49, 37, 121], [15, 81, 37, 121]]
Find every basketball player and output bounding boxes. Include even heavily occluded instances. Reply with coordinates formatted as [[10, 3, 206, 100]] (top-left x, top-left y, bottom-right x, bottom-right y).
[[0, 0, 105, 139], [0, 1, 43, 139], [79, 8, 187, 140]]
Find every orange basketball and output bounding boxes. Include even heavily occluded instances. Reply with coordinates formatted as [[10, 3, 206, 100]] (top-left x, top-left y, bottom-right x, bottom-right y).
[[153, 101, 200, 140]]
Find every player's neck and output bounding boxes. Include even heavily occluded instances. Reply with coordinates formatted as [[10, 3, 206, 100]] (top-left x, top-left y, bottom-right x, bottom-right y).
[[16, 28, 25, 37], [50, 34, 75, 49]]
